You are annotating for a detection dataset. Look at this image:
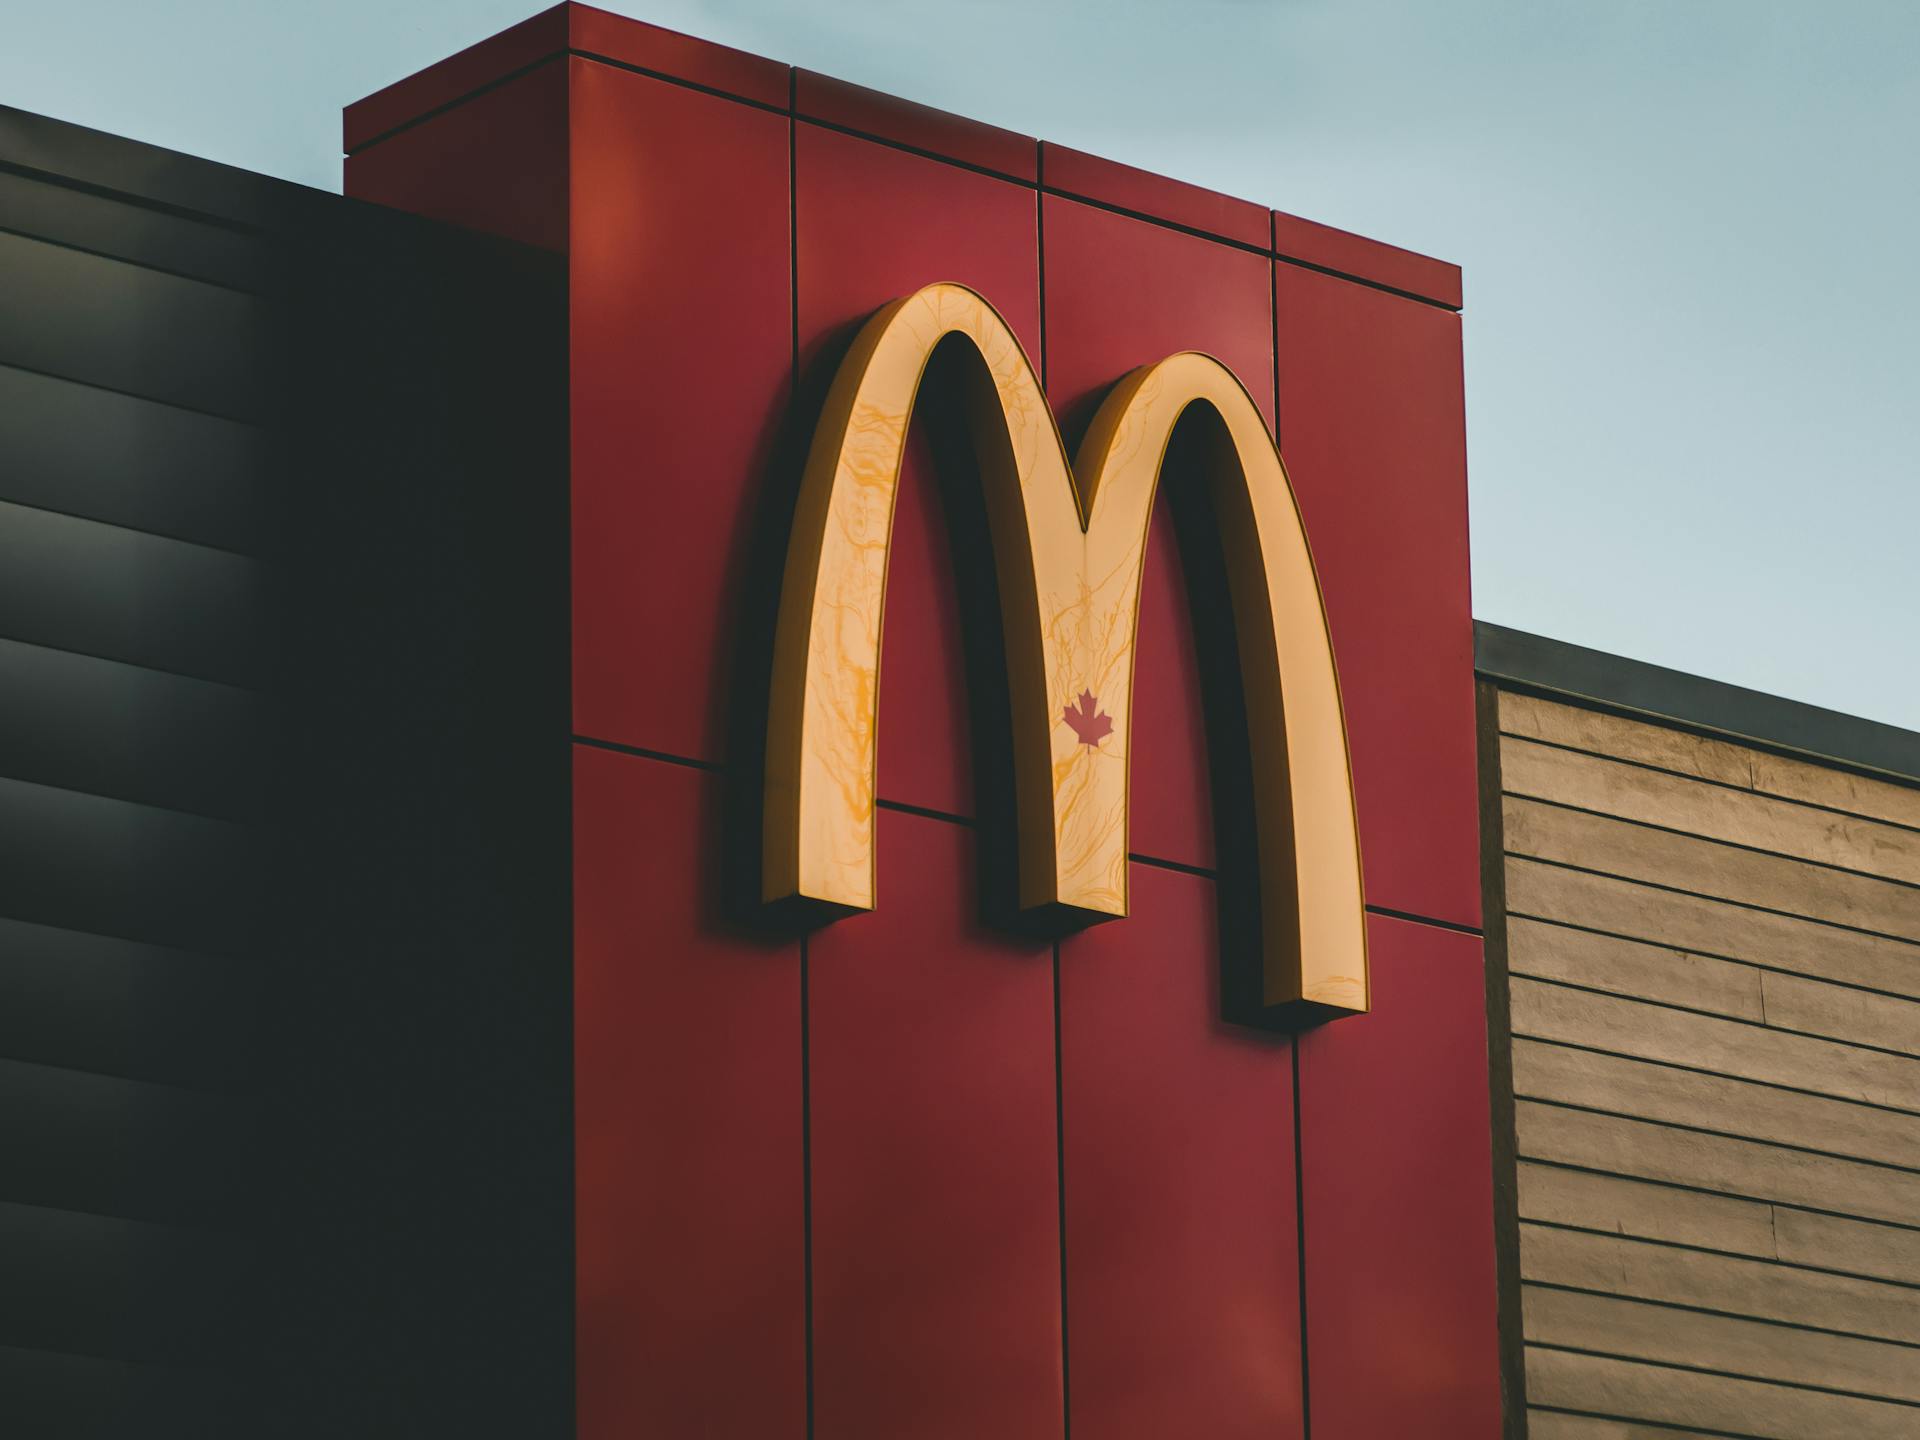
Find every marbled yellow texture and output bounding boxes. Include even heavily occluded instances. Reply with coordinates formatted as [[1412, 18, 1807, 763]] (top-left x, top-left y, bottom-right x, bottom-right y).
[[766, 284, 1368, 1014]]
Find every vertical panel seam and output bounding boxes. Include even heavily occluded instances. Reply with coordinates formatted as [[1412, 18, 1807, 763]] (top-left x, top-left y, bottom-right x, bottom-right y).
[[792, 86, 814, 1440], [1293, 1035, 1312, 1439], [801, 933, 816, 1438], [1269, 217, 1281, 447], [1479, 679, 1533, 1440], [1036, 152, 1048, 393], [1054, 937, 1071, 1438]]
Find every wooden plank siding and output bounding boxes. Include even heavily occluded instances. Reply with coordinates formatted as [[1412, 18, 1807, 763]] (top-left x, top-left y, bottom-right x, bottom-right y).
[[1486, 688, 1920, 1438]]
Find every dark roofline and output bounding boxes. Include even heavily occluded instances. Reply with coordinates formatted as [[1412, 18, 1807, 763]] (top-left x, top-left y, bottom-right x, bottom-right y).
[[0, 102, 316, 231], [1474, 621, 1920, 790]]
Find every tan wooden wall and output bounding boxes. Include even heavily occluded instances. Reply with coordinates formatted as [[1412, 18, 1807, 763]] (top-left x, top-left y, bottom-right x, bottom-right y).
[[1485, 688, 1920, 1439]]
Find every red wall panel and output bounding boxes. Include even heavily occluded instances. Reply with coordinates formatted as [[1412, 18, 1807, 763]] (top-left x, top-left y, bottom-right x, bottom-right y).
[[344, 59, 569, 253], [1060, 862, 1305, 1440], [796, 72, 1037, 181], [570, 58, 792, 764], [1296, 913, 1500, 1438], [349, 24, 1497, 1437], [808, 808, 1063, 1440], [1271, 209, 1462, 310], [342, 3, 789, 154], [1043, 143, 1269, 250], [794, 123, 1040, 821], [568, 3, 789, 108], [572, 744, 805, 1438], [1274, 263, 1481, 930], [1042, 196, 1273, 875]]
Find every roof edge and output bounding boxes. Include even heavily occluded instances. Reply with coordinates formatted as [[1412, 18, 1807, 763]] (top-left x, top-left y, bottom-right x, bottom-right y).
[[0, 102, 315, 230], [1474, 621, 1920, 790]]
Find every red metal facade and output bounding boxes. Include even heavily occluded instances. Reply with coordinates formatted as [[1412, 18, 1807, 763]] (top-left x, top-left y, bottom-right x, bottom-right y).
[[345, 7, 1496, 1434]]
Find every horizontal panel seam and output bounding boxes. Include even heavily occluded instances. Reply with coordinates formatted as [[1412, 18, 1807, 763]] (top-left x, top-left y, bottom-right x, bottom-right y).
[[1270, 249, 1460, 311], [1520, 1267, 1920, 1337], [873, 796, 970, 826], [0, 493, 259, 561], [0, 219, 264, 298], [1503, 906, 1920, 1004], [1528, 1167, 1920, 1244], [0, 1331, 239, 1375], [1524, 1401, 1772, 1440], [1510, 972, 1920, 1066], [1519, 1161, 1920, 1236], [344, 53, 1459, 305], [345, 51, 571, 156], [571, 738, 1450, 900], [1503, 852, 1920, 949], [0, 628, 258, 696], [0, 634, 258, 700], [0, 158, 267, 238], [1524, 1339, 1920, 1409], [570, 733, 720, 772], [1522, 1277, 1920, 1335], [0, 1190, 241, 1235], [571, 48, 790, 118], [1514, 1093, 1920, 1178], [0, 1050, 250, 1102], [0, 495, 263, 569], [1523, 1220, 1920, 1298], [1042, 184, 1270, 257], [0, 356, 257, 427], [1366, 903, 1482, 937], [1505, 792, 1920, 898], [0, 762, 257, 829], [798, 114, 1033, 187], [1477, 661, 1920, 796], [0, 898, 252, 965], [1504, 1032, 1920, 1119], [1499, 727, 1920, 840]]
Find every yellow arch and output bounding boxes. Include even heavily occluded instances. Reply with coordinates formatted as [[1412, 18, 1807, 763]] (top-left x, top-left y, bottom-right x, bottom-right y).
[[764, 283, 1367, 1015]]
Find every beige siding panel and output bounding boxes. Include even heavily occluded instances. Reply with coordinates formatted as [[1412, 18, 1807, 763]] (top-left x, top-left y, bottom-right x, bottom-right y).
[[1505, 859, 1920, 999], [1515, 1165, 1920, 1287], [1526, 1413, 1708, 1440], [1525, 1348, 1920, 1440], [1494, 690, 1920, 1438], [1515, 1163, 1777, 1257], [1513, 1039, 1920, 1169], [1508, 917, 1764, 1019], [1502, 736, 1920, 885], [1515, 1101, 1920, 1226], [1761, 971, 1920, 1058], [1504, 797, 1920, 943], [1524, 1285, 1920, 1403], [1497, 691, 1920, 831], [1509, 978, 1920, 1112], [1499, 690, 1763, 787], [1774, 1208, 1920, 1287], [1520, 1224, 1920, 1344], [1753, 751, 1920, 833]]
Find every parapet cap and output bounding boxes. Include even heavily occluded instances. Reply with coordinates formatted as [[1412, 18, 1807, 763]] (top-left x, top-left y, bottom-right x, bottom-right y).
[[345, 2, 1462, 310]]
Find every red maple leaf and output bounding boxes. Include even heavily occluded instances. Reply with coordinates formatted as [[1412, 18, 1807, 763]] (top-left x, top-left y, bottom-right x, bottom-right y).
[[1062, 690, 1113, 748]]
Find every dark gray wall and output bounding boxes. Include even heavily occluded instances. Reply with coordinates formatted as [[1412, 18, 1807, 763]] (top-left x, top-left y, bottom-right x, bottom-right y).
[[0, 105, 570, 1438]]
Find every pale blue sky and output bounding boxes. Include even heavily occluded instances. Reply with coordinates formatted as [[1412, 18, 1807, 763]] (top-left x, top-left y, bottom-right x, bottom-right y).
[[5, 1, 1915, 728]]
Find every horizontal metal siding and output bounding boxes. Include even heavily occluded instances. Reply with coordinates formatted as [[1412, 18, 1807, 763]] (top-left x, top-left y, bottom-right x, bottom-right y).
[[0, 158, 272, 1431]]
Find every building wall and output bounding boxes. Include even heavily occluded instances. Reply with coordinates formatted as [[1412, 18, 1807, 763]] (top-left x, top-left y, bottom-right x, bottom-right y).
[[0, 104, 570, 1439], [1478, 637, 1920, 1439], [0, 105, 283, 1435], [341, 10, 1503, 1438]]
